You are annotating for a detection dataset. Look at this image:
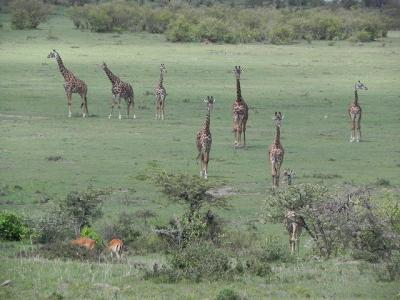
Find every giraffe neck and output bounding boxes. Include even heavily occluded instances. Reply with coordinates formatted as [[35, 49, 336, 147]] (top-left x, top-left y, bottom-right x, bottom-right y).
[[104, 66, 119, 85], [274, 126, 281, 146], [159, 71, 164, 87], [236, 78, 242, 101], [203, 108, 211, 134], [354, 89, 359, 105], [55, 54, 69, 80]]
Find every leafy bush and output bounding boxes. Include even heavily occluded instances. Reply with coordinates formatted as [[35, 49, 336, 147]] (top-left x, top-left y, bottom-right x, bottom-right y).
[[270, 25, 294, 44], [196, 17, 229, 43], [166, 15, 197, 42], [10, 0, 53, 29], [101, 212, 141, 245], [215, 289, 241, 300], [81, 226, 102, 245], [0, 211, 30, 241], [264, 185, 400, 260], [258, 234, 292, 262]]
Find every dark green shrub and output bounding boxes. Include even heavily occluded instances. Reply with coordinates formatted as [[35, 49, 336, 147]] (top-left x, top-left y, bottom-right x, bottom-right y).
[[215, 289, 241, 300], [81, 226, 102, 245], [10, 0, 53, 29], [258, 234, 292, 262], [196, 17, 229, 43], [65, 5, 90, 29], [0, 211, 30, 241], [166, 15, 198, 42], [87, 6, 113, 32], [270, 25, 294, 44], [144, 8, 174, 33], [101, 212, 141, 245], [354, 30, 373, 42], [168, 241, 230, 281]]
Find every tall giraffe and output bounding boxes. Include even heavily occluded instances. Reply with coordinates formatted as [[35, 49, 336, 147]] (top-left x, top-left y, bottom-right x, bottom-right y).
[[232, 66, 249, 147], [100, 62, 135, 120], [269, 112, 285, 188], [47, 50, 88, 118], [348, 81, 368, 142], [196, 96, 215, 179], [155, 64, 167, 120]]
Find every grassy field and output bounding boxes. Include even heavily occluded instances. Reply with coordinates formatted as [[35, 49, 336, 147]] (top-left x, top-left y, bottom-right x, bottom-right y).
[[0, 11, 400, 299]]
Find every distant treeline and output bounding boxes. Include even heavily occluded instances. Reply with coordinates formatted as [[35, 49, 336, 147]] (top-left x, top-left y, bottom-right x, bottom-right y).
[[66, 1, 394, 43]]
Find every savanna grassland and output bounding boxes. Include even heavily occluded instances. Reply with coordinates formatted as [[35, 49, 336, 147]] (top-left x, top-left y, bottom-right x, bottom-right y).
[[0, 9, 400, 300]]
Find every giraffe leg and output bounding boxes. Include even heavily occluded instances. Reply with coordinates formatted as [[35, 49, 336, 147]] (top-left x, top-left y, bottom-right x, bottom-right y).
[[109, 95, 116, 119], [199, 154, 204, 177], [350, 120, 355, 142], [243, 120, 247, 147], [356, 118, 361, 142], [131, 98, 136, 119], [117, 96, 122, 120], [161, 101, 165, 120], [67, 93, 72, 117], [80, 94, 86, 118], [204, 152, 209, 179]]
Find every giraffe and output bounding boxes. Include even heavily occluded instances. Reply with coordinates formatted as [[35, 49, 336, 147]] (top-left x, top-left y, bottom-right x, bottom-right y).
[[269, 112, 285, 188], [100, 62, 135, 120], [155, 64, 167, 120], [47, 50, 88, 118], [232, 66, 249, 147], [348, 81, 368, 142], [196, 96, 215, 179], [284, 210, 305, 255], [282, 169, 295, 186]]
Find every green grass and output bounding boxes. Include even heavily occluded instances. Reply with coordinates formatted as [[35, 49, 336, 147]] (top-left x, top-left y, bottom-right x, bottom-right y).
[[0, 12, 399, 299]]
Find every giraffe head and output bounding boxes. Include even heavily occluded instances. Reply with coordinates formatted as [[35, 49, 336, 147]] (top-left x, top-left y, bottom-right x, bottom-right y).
[[47, 49, 58, 59], [354, 81, 368, 91], [273, 111, 284, 127], [100, 62, 108, 70], [233, 66, 242, 80], [160, 63, 167, 74], [204, 96, 215, 112]]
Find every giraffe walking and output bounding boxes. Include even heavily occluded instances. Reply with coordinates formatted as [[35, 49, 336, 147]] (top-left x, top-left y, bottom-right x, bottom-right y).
[[196, 96, 215, 179], [47, 49, 88, 117], [155, 64, 167, 120], [348, 81, 368, 142], [269, 112, 285, 188], [232, 66, 249, 147], [284, 210, 304, 255], [100, 62, 135, 120]]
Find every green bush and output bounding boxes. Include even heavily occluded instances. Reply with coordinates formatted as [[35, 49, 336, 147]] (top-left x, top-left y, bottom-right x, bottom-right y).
[[10, 0, 53, 29], [196, 17, 229, 43], [215, 289, 241, 300], [354, 30, 373, 42], [81, 226, 102, 245], [270, 25, 294, 44], [166, 15, 197, 42], [0, 211, 30, 241], [87, 5, 113, 32]]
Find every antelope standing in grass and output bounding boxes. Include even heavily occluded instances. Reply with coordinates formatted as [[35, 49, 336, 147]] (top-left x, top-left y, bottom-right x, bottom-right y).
[[70, 237, 96, 251], [108, 239, 124, 259]]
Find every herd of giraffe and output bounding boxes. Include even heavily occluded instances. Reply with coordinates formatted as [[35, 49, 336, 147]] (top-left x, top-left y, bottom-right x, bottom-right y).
[[47, 49, 368, 255]]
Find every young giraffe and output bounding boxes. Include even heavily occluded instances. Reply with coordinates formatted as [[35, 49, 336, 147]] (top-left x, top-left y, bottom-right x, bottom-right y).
[[47, 50, 88, 118], [269, 112, 285, 188], [282, 169, 295, 186], [155, 64, 167, 120], [284, 210, 305, 255], [348, 81, 368, 142], [100, 62, 135, 120], [196, 96, 215, 179], [232, 66, 249, 147]]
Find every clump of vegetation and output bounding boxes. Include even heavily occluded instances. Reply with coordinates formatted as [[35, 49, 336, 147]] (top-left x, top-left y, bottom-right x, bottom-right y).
[[215, 288, 241, 300], [0, 211, 30, 241], [80, 226, 102, 245], [10, 0, 53, 29], [101, 212, 141, 245], [34, 187, 109, 243], [65, 2, 391, 44], [264, 185, 400, 260]]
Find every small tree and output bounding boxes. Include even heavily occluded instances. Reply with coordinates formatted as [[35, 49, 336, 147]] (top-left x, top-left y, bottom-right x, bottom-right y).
[[10, 0, 53, 29], [61, 187, 109, 236], [134, 209, 158, 226]]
